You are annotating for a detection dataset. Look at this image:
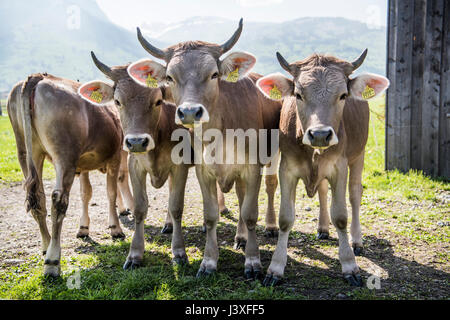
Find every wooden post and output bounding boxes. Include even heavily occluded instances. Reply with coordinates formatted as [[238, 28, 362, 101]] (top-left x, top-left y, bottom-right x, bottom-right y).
[[439, 0, 450, 177], [386, 0, 449, 178]]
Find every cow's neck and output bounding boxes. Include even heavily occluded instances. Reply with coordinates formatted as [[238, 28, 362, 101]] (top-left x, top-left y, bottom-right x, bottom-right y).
[[295, 115, 347, 197]]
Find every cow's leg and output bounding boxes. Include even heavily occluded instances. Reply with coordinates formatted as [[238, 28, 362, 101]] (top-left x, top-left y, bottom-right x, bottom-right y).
[[234, 178, 247, 250], [124, 157, 148, 269], [202, 184, 228, 233], [117, 151, 133, 216], [16, 136, 50, 255], [106, 161, 125, 240], [317, 179, 330, 239], [168, 166, 189, 265], [30, 150, 51, 255], [217, 186, 229, 215], [161, 175, 173, 234], [264, 157, 298, 286], [195, 165, 219, 277], [349, 153, 364, 256], [76, 172, 92, 238], [241, 165, 263, 280], [329, 158, 362, 286], [264, 173, 278, 238], [44, 163, 76, 277]]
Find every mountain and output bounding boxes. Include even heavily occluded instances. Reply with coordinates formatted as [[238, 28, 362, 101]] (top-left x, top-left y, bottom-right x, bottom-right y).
[[0, 1, 386, 95], [0, 0, 166, 93], [140, 16, 386, 77]]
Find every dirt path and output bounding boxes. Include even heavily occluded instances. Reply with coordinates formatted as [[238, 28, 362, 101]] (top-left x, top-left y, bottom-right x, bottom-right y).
[[0, 171, 449, 299]]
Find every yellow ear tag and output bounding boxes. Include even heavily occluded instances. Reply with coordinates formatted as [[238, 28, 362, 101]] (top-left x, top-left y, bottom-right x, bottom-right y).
[[146, 74, 158, 88], [362, 85, 375, 99], [90, 90, 103, 103], [226, 68, 240, 83], [269, 85, 282, 100]]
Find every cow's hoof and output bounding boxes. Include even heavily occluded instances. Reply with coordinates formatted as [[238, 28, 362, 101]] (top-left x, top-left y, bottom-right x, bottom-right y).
[[201, 225, 206, 233], [76, 226, 89, 238], [112, 232, 126, 240], [263, 274, 280, 287], [119, 209, 132, 216], [344, 273, 363, 287], [317, 231, 329, 240], [44, 260, 61, 277], [264, 228, 279, 238], [161, 224, 173, 234], [76, 232, 89, 239], [123, 258, 142, 270], [172, 255, 189, 266], [234, 238, 247, 251], [196, 268, 216, 278], [220, 208, 230, 215], [245, 267, 262, 280], [353, 246, 363, 256]]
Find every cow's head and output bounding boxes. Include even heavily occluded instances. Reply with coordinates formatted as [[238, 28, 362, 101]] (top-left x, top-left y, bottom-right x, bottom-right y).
[[78, 52, 168, 154], [257, 50, 390, 149], [127, 18, 256, 128]]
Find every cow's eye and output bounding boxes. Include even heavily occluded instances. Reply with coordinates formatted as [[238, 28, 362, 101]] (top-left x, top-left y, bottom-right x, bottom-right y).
[[114, 99, 121, 107], [340, 93, 348, 100], [296, 93, 303, 101], [166, 75, 174, 83], [211, 72, 219, 80], [155, 99, 163, 107]]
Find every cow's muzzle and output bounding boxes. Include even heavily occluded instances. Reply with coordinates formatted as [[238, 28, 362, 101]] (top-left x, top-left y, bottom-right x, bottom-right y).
[[175, 102, 209, 127], [124, 134, 155, 153], [303, 126, 338, 149]]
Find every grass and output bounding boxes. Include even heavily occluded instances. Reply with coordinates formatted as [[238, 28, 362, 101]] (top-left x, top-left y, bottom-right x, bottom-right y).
[[0, 95, 448, 300]]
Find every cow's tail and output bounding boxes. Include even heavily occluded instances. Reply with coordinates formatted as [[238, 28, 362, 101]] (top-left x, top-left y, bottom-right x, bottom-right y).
[[21, 74, 44, 212]]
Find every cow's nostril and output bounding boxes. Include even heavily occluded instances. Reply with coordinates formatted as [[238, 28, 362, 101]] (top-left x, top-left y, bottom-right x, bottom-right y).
[[308, 130, 314, 140], [142, 138, 149, 148], [326, 130, 333, 142], [195, 108, 203, 120], [126, 139, 132, 148], [177, 109, 185, 120]]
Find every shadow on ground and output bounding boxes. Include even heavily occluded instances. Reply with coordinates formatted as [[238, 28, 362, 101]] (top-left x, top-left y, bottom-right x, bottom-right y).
[[35, 216, 447, 300]]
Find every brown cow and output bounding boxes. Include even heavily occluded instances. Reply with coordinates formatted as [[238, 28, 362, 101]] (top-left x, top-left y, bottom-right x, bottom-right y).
[[78, 52, 234, 267], [7, 73, 133, 276], [127, 19, 282, 278], [256, 50, 389, 286]]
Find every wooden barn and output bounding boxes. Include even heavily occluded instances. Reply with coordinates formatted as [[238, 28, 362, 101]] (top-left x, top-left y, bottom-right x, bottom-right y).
[[386, 0, 449, 178]]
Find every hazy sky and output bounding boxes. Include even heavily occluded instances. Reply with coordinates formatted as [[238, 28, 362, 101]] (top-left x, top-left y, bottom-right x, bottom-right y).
[[97, 0, 387, 29]]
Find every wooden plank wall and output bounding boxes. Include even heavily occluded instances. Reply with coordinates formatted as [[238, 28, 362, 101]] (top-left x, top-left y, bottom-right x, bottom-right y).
[[386, 0, 449, 178]]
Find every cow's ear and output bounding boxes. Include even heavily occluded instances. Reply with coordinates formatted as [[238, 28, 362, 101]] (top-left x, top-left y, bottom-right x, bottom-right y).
[[256, 73, 293, 101], [78, 80, 114, 106], [349, 73, 390, 101], [127, 59, 166, 88], [220, 52, 256, 82]]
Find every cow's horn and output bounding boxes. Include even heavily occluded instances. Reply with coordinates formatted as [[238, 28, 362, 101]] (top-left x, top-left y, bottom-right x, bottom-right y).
[[351, 48, 368, 70], [137, 27, 167, 60], [276, 52, 293, 74], [91, 51, 113, 78], [220, 18, 243, 54]]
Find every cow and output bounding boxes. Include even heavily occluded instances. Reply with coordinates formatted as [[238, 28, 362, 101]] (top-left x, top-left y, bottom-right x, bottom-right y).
[[127, 18, 282, 278], [7, 73, 134, 276], [256, 49, 390, 286], [79, 52, 279, 268]]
